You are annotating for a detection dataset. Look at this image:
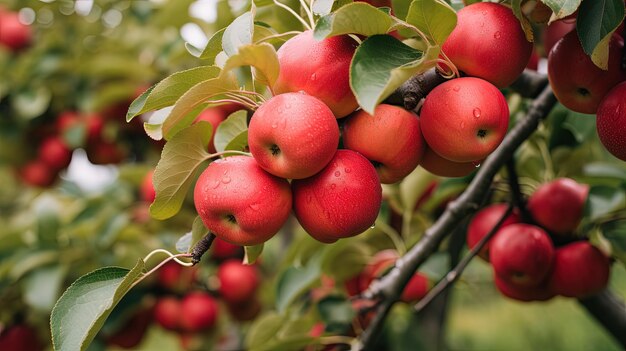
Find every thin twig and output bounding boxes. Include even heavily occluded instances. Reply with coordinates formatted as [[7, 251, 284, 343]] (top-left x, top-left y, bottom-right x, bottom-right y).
[[191, 233, 216, 264]]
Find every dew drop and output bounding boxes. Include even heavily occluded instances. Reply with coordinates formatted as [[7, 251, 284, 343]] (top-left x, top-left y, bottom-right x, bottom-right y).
[[310, 73, 317, 81], [331, 184, 336, 189], [472, 161, 481, 168], [271, 123, 278, 129], [473, 108, 481, 118], [482, 10, 487, 15], [344, 168, 351, 173], [222, 176, 231, 184], [370, 224, 376, 229], [494, 31, 501, 39], [249, 203, 260, 211], [453, 85, 460, 92], [460, 121, 466, 128], [212, 181, 220, 189], [334, 171, 341, 177]]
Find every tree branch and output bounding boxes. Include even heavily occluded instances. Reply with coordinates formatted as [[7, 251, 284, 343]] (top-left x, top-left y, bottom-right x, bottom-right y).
[[579, 289, 626, 347], [385, 68, 449, 110], [505, 158, 532, 223], [191, 233, 216, 264], [357, 77, 555, 350]]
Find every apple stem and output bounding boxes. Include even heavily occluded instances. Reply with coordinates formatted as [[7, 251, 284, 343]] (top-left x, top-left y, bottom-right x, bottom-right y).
[[505, 158, 533, 223], [298, 0, 316, 29], [318, 335, 356, 347], [435, 53, 460, 79], [375, 219, 407, 255], [131, 250, 193, 289], [207, 150, 252, 159], [256, 31, 302, 45], [273, 0, 312, 31], [191, 233, 217, 264]]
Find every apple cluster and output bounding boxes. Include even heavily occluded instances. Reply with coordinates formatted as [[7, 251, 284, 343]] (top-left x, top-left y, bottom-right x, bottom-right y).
[[0, 7, 32, 52], [467, 178, 612, 302]]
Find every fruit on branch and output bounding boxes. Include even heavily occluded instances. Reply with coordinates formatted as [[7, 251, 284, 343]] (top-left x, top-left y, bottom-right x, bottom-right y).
[[596, 81, 626, 161], [154, 296, 181, 331], [210, 237, 243, 260], [419, 147, 479, 178], [527, 178, 589, 235], [217, 259, 260, 303], [38, 137, 72, 170], [542, 20, 575, 56], [441, 2, 533, 88], [157, 261, 197, 292], [343, 104, 425, 184], [490, 224, 554, 286], [494, 275, 554, 302], [248, 92, 340, 179], [180, 292, 219, 332], [274, 31, 359, 118], [400, 273, 430, 303], [56, 111, 82, 133], [140, 169, 156, 203], [18, 160, 57, 187], [0, 11, 32, 51], [420, 77, 510, 162], [548, 31, 626, 114], [357, 250, 398, 292], [86, 139, 126, 165], [0, 324, 42, 351], [466, 204, 521, 261], [85, 113, 105, 142], [292, 150, 382, 243], [549, 241, 611, 298], [195, 103, 244, 154], [194, 156, 292, 246]]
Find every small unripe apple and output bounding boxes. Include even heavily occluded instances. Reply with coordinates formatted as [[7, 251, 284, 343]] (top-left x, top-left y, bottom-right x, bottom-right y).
[[180, 292, 219, 332], [490, 224, 555, 286], [548, 31, 626, 114], [527, 178, 589, 235], [420, 77, 510, 162], [18, 160, 57, 187], [442, 2, 533, 88], [467, 204, 521, 261], [292, 150, 382, 243], [343, 104, 425, 184], [248, 92, 340, 179], [596, 81, 626, 161], [549, 241, 611, 298], [157, 260, 197, 292], [154, 296, 181, 331], [494, 275, 555, 302], [419, 147, 479, 178], [274, 30, 359, 118], [194, 156, 292, 246], [38, 136, 72, 170], [217, 259, 260, 304], [0, 11, 32, 51], [210, 237, 243, 260]]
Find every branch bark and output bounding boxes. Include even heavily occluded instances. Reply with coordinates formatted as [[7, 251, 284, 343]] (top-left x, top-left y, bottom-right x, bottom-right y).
[[579, 289, 626, 347]]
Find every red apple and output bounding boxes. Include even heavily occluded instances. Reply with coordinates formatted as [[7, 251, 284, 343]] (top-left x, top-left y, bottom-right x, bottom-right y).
[[85, 113, 105, 142], [217, 259, 260, 304], [180, 292, 219, 332], [248, 92, 339, 179], [195, 103, 243, 154], [18, 160, 57, 187], [419, 147, 480, 178], [596, 81, 626, 161], [549, 241, 611, 298], [441, 2, 533, 88], [542, 20, 575, 57], [157, 260, 197, 292], [490, 224, 555, 286], [527, 178, 589, 235], [400, 273, 430, 303], [292, 150, 382, 243], [140, 169, 155, 203], [56, 111, 82, 133], [0, 324, 41, 351], [358, 250, 399, 291], [343, 104, 425, 184], [106, 307, 153, 349], [194, 156, 292, 246], [86, 139, 125, 165], [210, 237, 242, 260], [274, 30, 359, 118], [420, 77, 510, 162], [494, 275, 555, 302], [548, 31, 626, 114], [38, 136, 72, 170], [467, 204, 521, 261], [154, 296, 181, 331], [0, 11, 32, 51]]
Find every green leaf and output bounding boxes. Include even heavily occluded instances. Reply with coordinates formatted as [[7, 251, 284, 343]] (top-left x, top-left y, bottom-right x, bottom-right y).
[[314, 2, 396, 39], [126, 66, 221, 121], [275, 253, 322, 313], [350, 35, 436, 114], [576, 0, 624, 69], [317, 295, 355, 332], [246, 312, 286, 350], [601, 220, 626, 266], [214, 110, 249, 153], [50, 261, 144, 351], [543, 0, 582, 22], [510, 0, 534, 42], [244, 244, 264, 264], [12, 86, 52, 119], [150, 123, 212, 220], [221, 43, 280, 88], [562, 111, 596, 142], [312, 0, 336, 16], [191, 216, 209, 254], [200, 28, 226, 63], [405, 0, 457, 45], [585, 185, 626, 221], [176, 233, 193, 254], [23, 265, 67, 312], [320, 241, 370, 281], [222, 9, 255, 57]]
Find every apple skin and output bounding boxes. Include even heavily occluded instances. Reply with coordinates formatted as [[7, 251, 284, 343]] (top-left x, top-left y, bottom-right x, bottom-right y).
[[248, 92, 339, 179], [494, 275, 555, 302], [548, 31, 626, 114], [596, 81, 626, 161], [38, 136, 72, 170], [0, 324, 42, 351], [343, 104, 425, 184], [140, 169, 156, 203], [549, 241, 611, 298], [467, 204, 521, 261], [154, 296, 181, 331], [420, 146, 479, 177], [542, 20, 575, 57], [274, 31, 359, 118], [218, 259, 260, 304], [19, 160, 57, 187], [180, 292, 219, 332], [194, 156, 292, 246], [400, 273, 430, 303], [527, 178, 589, 235], [157, 260, 197, 292], [0, 11, 32, 51], [441, 2, 533, 88], [292, 150, 382, 243], [490, 224, 555, 286], [420, 77, 510, 162]]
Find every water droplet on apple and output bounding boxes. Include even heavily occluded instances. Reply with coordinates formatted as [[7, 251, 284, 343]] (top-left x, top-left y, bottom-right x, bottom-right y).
[[494, 31, 501, 39], [344, 168, 351, 173], [472, 161, 481, 168], [473, 108, 481, 118], [334, 171, 341, 177], [331, 184, 336, 189], [271, 123, 278, 128], [222, 176, 231, 184], [460, 121, 466, 128], [482, 10, 487, 15], [453, 85, 460, 92], [310, 73, 317, 81], [249, 203, 260, 211], [212, 181, 220, 189], [370, 224, 376, 229]]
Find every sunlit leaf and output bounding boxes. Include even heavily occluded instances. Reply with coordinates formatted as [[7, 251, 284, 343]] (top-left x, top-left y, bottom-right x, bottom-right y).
[[214, 110, 249, 153]]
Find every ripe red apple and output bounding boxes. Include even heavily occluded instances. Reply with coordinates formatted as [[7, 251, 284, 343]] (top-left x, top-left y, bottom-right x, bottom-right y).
[[180, 292, 219, 332], [154, 296, 181, 331], [548, 31, 626, 114], [292, 150, 382, 243], [467, 204, 521, 261], [157, 260, 197, 292], [441, 2, 533, 88], [85, 113, 105, 142], [56, 111, 82, 133], [248, 92, 339, 179], [343, 104, 425, 184], [18, 160, 57, 187], [358, 250, 399, 291], [490, 224, 555, 286], [420, 147, 479, 177], [420, 77, 510, 162], [38, 136, 72, 170], [194, 156, 292, 246], [86, 139, 125, 165], [217, 259, 260, 303], [195, 103, 243, 154], [527, 178, 589, 235], [0, 11, 32, 51], [210, 237, 242, 260], [0, 324, 41, 351], [400, 273, 430, 303], [542, 20, 575, 56], [494, 275, 555, 302], [596, 81, 626, 161], [274, 30, 359, 118], [140, 170, 155, 203], [549, 241, 611, 298]]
